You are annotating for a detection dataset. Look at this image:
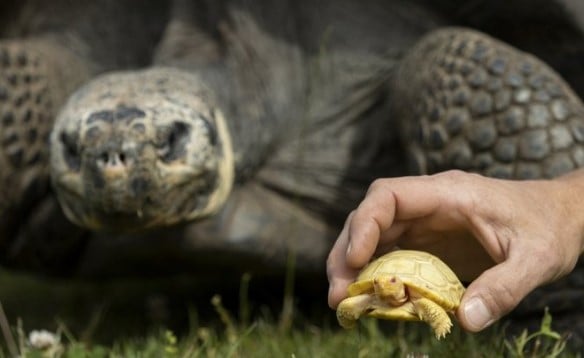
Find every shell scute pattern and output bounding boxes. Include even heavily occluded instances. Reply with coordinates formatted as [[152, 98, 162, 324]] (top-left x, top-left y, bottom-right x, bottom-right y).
[[349, 250, 464, 309]]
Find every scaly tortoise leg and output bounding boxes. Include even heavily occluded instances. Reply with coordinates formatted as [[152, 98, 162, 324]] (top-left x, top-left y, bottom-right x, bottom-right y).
[[412, 297, 453, 340], [336, 294, 372, 329], [393, 27, 584, 179], [0, 38, 89, 248]]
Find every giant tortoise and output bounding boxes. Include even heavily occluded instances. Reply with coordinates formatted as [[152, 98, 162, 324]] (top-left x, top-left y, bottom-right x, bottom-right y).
[[1, 0, 584, 346]]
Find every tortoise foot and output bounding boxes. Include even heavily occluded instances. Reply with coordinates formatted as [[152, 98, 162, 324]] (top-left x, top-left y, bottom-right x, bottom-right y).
[[393, 27, 584, 179], [413, 297, 453, 340]]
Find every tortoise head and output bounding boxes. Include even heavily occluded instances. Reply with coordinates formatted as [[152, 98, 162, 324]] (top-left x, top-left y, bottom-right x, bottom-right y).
[[373, 276, 407, 306], [50, 68, 234, 232]]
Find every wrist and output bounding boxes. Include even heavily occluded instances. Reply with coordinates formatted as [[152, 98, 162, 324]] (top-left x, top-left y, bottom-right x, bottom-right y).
[[553, 168, 584, 254]]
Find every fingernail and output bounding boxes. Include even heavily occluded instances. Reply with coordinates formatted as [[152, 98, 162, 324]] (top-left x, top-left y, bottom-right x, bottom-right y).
[[463, 297, 494, 331]]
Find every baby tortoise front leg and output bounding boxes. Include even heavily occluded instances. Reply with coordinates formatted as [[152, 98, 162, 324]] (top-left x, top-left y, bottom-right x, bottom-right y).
[[412, 297, 453, 339], [393, 27, 584, 179], [336, 294, 376, 329]]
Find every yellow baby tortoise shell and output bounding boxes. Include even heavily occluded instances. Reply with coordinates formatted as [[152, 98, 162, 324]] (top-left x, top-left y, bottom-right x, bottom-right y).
[[336, 250, 465, 339]]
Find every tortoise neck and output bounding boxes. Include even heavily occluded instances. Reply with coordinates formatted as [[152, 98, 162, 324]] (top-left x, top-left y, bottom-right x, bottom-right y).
[[184, 56, 306, 183]]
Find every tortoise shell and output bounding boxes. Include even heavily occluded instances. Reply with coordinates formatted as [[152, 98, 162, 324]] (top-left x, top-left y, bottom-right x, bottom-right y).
[[348, 250, 465, 311]]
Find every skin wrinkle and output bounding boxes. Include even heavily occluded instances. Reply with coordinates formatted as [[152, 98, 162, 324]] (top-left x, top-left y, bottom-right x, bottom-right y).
[[468, 213, 509, 265], [379, 216, 410, 241], [464, 178, 512, 264]]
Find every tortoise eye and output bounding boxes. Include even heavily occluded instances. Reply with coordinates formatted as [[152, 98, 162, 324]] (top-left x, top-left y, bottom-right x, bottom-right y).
[[157, 121, 191, 162], [59, 131, 81, 170]]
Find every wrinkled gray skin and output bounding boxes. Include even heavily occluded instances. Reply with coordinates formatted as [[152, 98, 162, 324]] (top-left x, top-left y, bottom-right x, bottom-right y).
[[1, 0, 584, 346]]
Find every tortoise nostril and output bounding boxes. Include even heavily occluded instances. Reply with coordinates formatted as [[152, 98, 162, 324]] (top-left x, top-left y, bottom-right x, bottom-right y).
[[97, 151, 131, 168], [99, 152, 109, 164]]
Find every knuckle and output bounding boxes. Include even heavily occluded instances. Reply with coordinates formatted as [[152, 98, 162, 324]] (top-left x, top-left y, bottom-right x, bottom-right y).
[[346, 210, 356, 224], [367, 178, 389, 195], [434, 169, 471, 183], [435, 170, 481, 212], [435, 169, 482, 186], [442, 172, 478, 198]]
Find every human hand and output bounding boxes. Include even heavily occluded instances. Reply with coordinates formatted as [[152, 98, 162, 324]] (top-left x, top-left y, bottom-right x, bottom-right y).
[[327, 170, 584, 332]]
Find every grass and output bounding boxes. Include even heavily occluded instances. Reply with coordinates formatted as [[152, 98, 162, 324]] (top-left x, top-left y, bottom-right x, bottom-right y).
[[1, 302, 580, 357], [0, 271, 581, 357]]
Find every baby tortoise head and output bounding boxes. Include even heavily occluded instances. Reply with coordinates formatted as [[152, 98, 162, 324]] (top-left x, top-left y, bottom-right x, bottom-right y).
[[50, 68, 234, 231]]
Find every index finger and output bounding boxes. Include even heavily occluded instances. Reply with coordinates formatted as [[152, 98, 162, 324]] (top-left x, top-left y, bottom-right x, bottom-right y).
[[347, 176, 443, 267]]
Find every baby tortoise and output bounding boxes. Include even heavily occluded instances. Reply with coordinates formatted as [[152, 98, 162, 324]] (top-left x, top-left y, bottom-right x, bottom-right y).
[[337, 250, 465, 339]]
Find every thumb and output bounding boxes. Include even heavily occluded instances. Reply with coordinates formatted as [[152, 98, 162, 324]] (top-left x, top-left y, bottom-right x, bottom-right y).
[[456, 259, 540, 332]]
